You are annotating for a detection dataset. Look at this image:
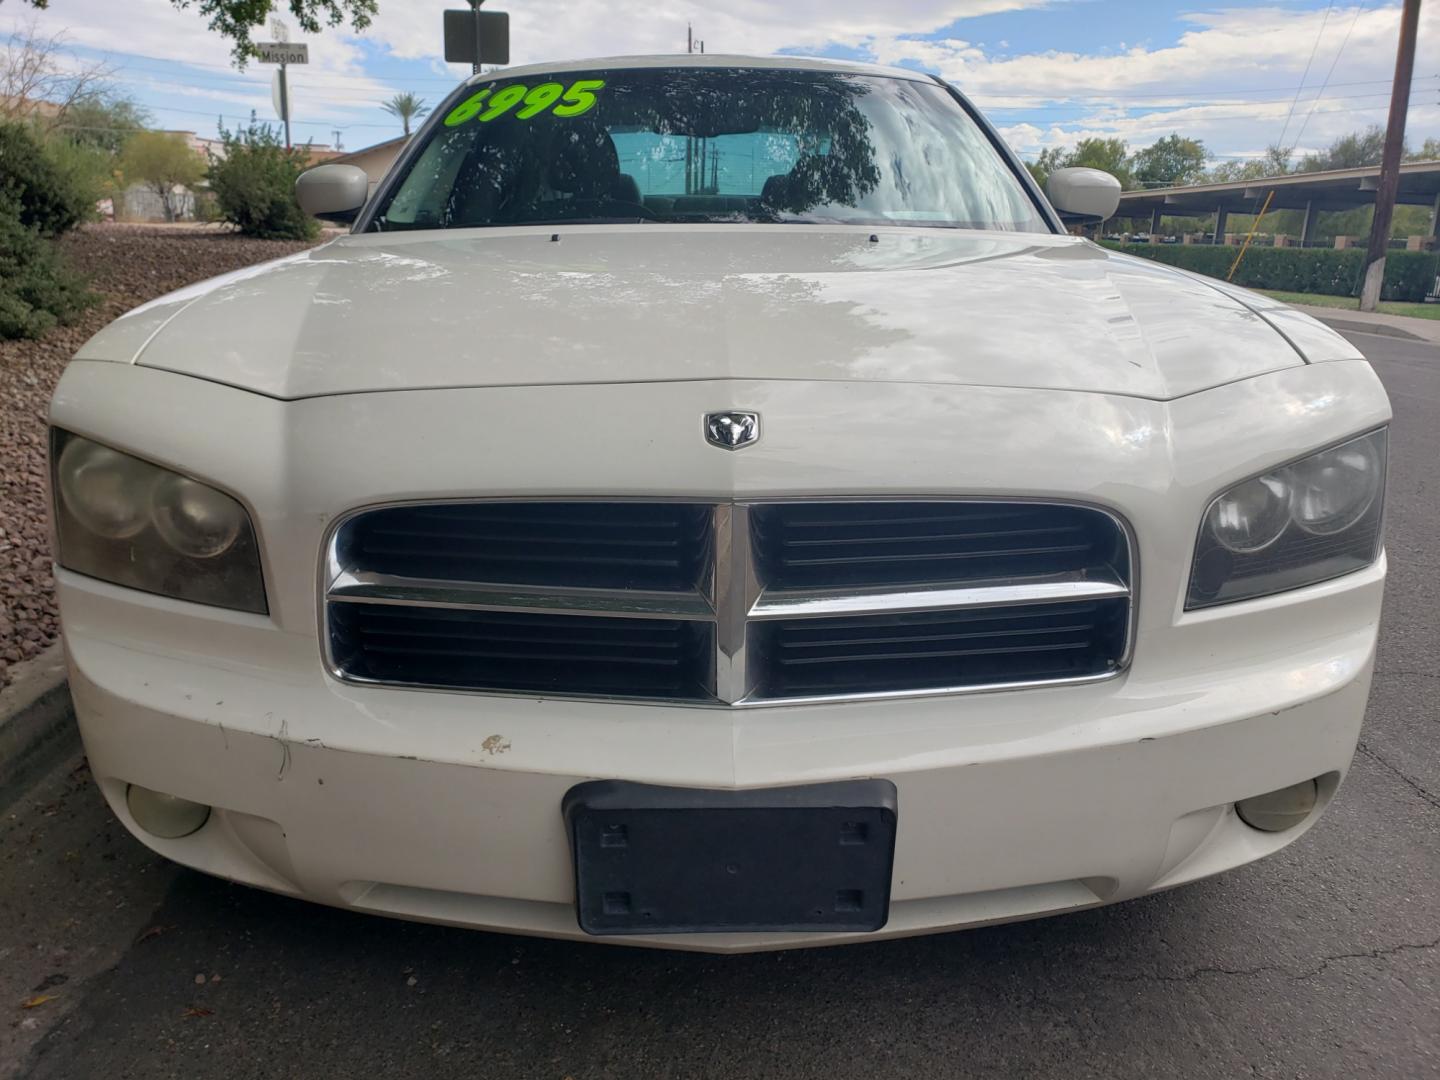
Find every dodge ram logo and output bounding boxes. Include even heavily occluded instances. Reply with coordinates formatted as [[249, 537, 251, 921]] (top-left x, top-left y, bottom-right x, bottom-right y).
[[704, 411, 760, 451]]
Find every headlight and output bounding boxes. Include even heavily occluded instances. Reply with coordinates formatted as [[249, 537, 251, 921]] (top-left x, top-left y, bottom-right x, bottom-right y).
[[50, 430, 267, 613], [1187, 429, 1386, 609]]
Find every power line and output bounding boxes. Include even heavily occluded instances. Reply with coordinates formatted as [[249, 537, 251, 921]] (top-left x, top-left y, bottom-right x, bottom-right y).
[[1289, 1, 1370, 153], [982, 91, 1440, 127], [978, 80, 1438, 113], [1275, 0, 1335, 150]]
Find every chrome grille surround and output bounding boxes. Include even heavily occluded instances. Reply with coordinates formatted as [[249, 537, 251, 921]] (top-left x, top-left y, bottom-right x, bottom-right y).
[[322, 499, 1136, 707]]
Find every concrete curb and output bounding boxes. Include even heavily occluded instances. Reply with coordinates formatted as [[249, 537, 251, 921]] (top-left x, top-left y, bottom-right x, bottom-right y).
[[1288, 303, 1440, 346], [1309, 315, 1426, 343], [0, 643, 76, 810]]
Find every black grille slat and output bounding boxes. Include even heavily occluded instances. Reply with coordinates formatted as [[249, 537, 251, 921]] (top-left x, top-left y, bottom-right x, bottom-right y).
[[753, 599, 1128, 699], [342, 502, 712, 591], [753, 502, 1126, 590], [331, 605, 714, 699], [778, 543, 1094, 568]]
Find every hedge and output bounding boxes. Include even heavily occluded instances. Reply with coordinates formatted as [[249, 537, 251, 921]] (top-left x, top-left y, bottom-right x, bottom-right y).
[[0, 121, 102, 237], [1101, 242, 1439, 303], [0, 196, 94, 339]]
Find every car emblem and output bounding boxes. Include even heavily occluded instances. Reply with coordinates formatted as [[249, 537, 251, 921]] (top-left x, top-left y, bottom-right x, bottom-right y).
[[704, 411, 760, 451]]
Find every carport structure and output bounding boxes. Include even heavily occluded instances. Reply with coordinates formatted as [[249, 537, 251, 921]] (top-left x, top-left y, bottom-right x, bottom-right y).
[[1116, 160, 1440, 246]]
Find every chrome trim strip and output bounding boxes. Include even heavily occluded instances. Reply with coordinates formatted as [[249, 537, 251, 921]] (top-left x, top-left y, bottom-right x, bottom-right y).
[[319, 496, 1138, 708], [749, 574, 1128, 621], [328, 663, 1122, 709], [712, 502, 760, 703], [328, 569, 716, 621]]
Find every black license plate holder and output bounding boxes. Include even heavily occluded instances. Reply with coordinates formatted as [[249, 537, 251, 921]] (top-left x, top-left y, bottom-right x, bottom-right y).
[[564, 779, 897, 935]]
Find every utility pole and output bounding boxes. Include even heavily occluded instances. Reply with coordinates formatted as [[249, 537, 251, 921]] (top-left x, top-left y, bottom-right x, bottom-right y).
[[1360, 0, 1421, 311]]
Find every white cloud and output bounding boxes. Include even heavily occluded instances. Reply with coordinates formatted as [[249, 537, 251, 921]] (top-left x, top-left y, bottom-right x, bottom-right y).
[[361, 0, 1061, 65], [868, 5, 1440, 158]]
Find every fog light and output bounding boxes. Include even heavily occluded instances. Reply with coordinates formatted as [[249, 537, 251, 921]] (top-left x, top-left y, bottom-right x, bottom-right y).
[[125, 784, 211, 839], [1235, 779, 1319, 832]]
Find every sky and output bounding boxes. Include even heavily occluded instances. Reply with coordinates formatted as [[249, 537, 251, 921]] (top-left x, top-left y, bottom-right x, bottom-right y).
[[4, 0, 1439, 165]]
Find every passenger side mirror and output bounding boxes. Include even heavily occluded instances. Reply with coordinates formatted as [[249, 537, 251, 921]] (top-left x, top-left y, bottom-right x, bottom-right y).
[[295, 164, 371, 223], [1046, 167, 1122, 224]]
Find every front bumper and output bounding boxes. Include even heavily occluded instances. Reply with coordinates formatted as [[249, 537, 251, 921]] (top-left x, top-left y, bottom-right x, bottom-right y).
[[65, 557, 1380, 952], [51, 359, 1390, 951]]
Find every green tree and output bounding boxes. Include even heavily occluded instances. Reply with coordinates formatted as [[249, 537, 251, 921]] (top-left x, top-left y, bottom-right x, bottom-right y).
[[1065, 138, 1133, 188], [380, 91, 428, 136], [1405, 136, 1440, 162], [59, 92, 151, 155], [120, 130, 205, 221], [207, 123, 318, 239], [1298, 126, 1393, 172], [15, 1, 378, 64], [1130, 134, 1209, 188], [1024, 146, 1068, 188], [1259, 143, 1294, 175], [1025, 140, 1132, 190]]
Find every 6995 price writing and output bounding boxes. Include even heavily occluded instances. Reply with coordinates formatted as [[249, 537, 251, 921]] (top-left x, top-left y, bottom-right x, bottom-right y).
[[443, 79, 606, 126]]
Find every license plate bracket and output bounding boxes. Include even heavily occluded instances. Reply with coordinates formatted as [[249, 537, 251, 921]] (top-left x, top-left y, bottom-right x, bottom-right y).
[[563, 779, 897, 935]]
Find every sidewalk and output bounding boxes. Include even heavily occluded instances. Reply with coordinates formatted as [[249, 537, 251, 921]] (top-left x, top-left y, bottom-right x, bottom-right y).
[[1287, 302, 1440, 346]]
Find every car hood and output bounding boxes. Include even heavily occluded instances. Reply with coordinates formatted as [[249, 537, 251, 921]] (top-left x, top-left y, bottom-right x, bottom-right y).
[[80, 227, 1318, 401]]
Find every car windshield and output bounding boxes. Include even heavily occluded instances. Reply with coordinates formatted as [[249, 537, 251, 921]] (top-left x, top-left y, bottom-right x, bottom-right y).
[[367, 67, 1049, 233]]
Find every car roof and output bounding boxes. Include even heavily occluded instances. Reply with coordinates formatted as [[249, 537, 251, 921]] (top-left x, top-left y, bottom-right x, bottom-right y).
[[465, 53, 937, 87]]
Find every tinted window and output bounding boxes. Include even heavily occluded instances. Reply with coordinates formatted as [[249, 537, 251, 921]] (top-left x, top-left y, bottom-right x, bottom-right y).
[[370, 67, 1048, 233]]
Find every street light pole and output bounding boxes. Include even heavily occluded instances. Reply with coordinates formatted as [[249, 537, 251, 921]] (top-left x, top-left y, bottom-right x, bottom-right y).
[[1360, 0, 1421, 311], [278, 58, 291, 149], [469, 0, 485, 76]]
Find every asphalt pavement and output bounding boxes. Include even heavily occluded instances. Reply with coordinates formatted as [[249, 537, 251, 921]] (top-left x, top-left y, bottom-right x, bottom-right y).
[[3, 329, 1437, 1080]]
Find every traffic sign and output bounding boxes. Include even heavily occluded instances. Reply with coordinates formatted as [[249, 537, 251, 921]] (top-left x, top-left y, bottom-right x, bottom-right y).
[[255, 42, 309, 65], [443, 10, 509, 65]]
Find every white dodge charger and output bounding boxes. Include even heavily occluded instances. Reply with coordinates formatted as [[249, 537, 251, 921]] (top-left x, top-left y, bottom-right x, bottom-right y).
[[49, 56, 1391, 951]]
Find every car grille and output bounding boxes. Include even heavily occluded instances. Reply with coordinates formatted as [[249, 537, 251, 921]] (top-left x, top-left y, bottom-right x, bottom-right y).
[[325, 501, 1133, 705]]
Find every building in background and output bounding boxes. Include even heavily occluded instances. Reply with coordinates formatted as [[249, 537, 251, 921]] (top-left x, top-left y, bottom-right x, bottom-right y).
[[327, 135, 408, 198]]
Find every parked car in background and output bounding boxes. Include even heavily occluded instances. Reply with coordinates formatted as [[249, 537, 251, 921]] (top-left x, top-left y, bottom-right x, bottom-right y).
[[51, 55, 1389, 951]]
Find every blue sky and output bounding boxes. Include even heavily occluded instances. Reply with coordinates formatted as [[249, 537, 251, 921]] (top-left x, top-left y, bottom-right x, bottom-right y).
[[5, 1, 1438, 163]]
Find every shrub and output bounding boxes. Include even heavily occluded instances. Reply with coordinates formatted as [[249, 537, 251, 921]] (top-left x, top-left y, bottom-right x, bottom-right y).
[[207, 125, 319, 240], [0, 198, 94, 340], [0, 121, 104, 236], [1102, 241, 1440, 303]]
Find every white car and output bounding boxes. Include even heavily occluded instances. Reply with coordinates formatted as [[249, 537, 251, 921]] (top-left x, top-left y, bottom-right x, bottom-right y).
[[50, 55, 1390, 952]]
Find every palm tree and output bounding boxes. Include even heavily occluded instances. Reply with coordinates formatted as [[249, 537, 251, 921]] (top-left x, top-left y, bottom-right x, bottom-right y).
[[381, 92, 430, 136]]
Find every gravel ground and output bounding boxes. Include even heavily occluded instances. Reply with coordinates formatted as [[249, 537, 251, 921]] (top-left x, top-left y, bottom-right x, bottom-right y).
[[0, 225, 324, 690]]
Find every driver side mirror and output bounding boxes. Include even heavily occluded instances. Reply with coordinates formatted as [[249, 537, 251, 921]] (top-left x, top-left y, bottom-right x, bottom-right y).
[[295, 164, 371, 223], [1046, 167, 1122, 224]]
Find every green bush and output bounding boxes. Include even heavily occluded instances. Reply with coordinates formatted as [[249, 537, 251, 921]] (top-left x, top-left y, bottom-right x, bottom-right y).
[[1102, 241, 1440, 303], [0, 122, 104, 237], [207, 125, 319, 240], [0, 198, 94, 340]]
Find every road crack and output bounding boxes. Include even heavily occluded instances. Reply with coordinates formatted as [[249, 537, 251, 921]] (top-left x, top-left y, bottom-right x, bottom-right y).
[[1356, 740, 1440, 810], [1096, 935, 1440, 986], [1374, 669, 1440, 681]]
